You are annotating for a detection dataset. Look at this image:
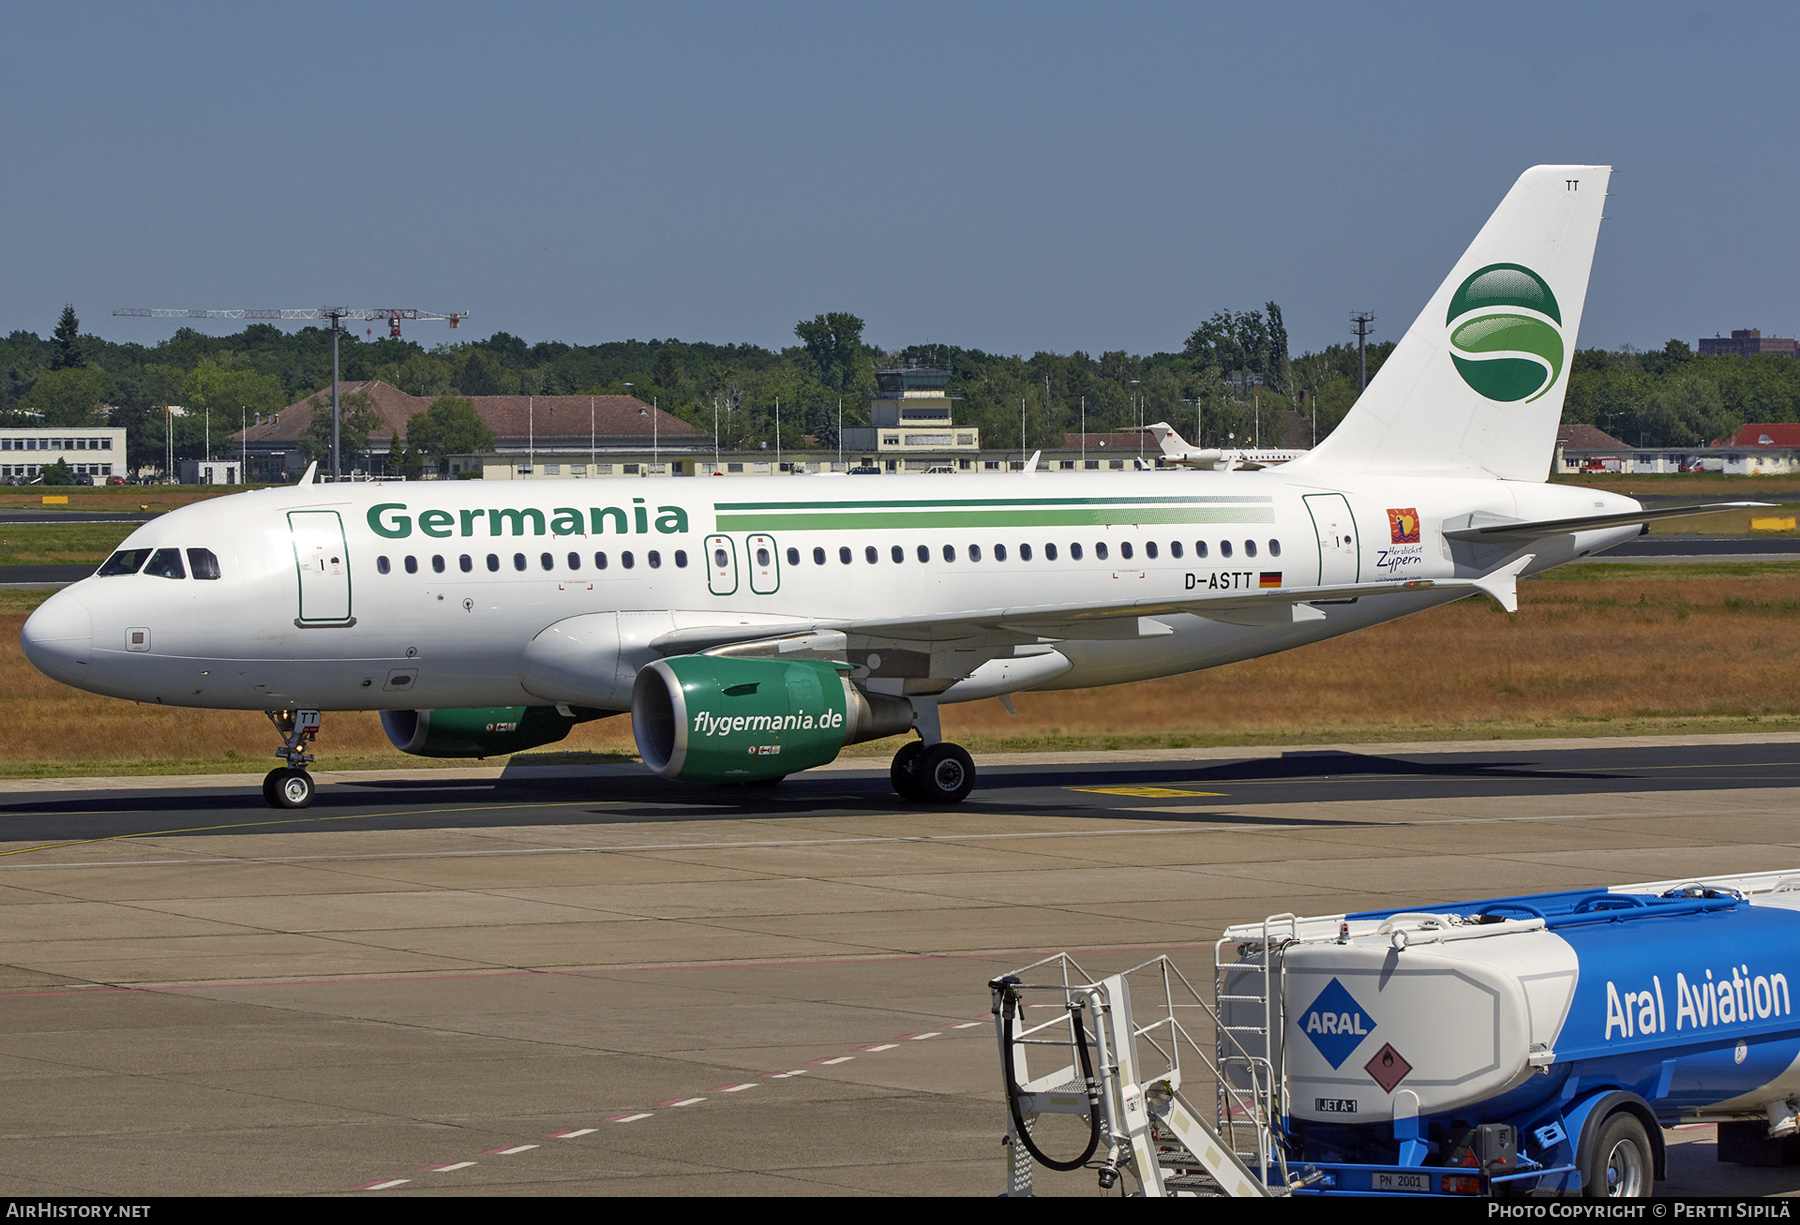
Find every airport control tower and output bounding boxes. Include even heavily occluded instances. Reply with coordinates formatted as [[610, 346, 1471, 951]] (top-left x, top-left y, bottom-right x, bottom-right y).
[[842, 365, 981, 472]]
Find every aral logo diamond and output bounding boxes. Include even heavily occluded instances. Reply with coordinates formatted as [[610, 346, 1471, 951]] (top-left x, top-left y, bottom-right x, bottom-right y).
[[1446, 262, 1564, 403], [1300, 978, 1376, 1069]]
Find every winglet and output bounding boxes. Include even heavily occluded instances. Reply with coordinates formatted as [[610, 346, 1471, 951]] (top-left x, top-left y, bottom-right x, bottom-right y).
[[298, 461, 318, 486], [1474, 554, 1534, 613], [1023, 450, 1042, 474]]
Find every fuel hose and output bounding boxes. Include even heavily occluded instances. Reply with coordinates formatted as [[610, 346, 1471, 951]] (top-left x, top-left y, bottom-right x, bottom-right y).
[[996, 978, 1103, 1172]]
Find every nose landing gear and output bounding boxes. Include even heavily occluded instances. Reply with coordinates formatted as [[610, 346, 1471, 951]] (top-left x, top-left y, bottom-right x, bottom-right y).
[[263, 709, 322, 809]]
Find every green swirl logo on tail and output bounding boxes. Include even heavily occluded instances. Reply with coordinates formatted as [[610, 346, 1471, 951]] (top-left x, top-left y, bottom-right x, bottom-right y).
[[1446, 263, 1564, 402]]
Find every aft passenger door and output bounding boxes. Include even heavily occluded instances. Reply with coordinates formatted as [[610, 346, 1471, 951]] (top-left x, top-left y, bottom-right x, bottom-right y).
[[1303, 494, 1359, 586], [289, 510, 354, 625]]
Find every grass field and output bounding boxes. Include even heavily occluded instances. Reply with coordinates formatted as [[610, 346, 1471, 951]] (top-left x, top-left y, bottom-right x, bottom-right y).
[[3, 563, 1798, 777]]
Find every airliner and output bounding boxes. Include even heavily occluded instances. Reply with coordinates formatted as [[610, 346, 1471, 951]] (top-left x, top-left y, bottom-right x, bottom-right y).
[[21, 165, 1757, 809]]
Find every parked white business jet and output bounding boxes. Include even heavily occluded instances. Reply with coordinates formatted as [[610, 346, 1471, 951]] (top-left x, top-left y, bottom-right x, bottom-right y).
[[21, 165, 1760, 809], [1145, 423, 1307, 471]]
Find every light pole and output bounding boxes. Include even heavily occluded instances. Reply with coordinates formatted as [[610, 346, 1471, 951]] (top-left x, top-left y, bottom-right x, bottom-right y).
[[326, 308, 345, 480], [623, 383, 634, 476], [1130, 379, 1141, 459]]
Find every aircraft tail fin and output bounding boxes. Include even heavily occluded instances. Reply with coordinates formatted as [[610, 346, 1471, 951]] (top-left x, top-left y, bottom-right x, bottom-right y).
[[1146, 421, 1187, 459], [1293, 165, 1610, 482]]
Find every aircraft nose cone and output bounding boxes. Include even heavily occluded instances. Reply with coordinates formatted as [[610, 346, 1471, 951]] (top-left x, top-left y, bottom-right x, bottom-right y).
[[21, 589, 92, 687]]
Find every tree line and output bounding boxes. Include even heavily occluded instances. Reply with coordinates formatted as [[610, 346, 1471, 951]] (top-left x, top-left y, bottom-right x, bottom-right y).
[[6, 303, 1793, 477]]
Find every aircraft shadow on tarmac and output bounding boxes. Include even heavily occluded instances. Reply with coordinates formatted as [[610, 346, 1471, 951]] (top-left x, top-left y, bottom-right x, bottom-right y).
[[0, 749, 1673, 846]]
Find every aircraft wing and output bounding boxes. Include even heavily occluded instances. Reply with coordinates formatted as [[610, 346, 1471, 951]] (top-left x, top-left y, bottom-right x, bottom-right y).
[[651, 557, 1534, 658], [1443, 502, 1772, 540]]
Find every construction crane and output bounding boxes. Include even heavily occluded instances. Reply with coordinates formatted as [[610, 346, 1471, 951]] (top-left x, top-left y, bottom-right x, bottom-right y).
[[113, 305, 472, 480], [113, 306, 467, 340]]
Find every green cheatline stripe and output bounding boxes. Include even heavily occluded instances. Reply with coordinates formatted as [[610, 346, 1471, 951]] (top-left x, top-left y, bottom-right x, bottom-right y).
[[715, 506, 1277, 532], [711, 495, 1271, 511]]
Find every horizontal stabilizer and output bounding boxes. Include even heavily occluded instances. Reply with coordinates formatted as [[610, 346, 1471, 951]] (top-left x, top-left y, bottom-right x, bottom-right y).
[[1444, 502, 1774, 541], [1471, 554, 1533, 614]]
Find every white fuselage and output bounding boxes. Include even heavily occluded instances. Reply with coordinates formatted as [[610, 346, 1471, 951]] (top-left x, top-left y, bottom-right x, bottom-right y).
[[21, 469, 1642, 714]]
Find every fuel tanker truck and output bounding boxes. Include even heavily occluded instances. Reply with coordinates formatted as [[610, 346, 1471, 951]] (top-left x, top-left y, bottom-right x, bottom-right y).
[[990, 869, 1800, 1197]]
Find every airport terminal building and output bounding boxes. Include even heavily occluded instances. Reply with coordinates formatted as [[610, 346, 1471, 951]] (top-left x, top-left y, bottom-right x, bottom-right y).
[[0, 426, 127, 483]]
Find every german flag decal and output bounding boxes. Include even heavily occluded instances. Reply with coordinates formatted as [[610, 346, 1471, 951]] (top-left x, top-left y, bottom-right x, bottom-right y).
[[1260, 572, 1282, 589]]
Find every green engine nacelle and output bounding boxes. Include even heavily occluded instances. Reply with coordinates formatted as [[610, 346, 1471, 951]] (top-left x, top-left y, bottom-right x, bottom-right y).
[[632, 654, 911, 782], [380, 706, 586, 758]]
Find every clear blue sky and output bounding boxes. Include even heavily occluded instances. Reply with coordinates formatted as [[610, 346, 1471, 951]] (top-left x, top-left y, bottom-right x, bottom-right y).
[[2, 2, 1790, 360]]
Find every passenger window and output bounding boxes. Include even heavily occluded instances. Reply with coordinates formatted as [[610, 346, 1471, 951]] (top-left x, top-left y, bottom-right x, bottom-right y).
[[917, 544, 929, 563], [674, 550, 688, 568], [460, 554, 473, 573], [813, 547, 826, 565], [1120, 542, 1132, 560], [540, 553, 554, 570], [595, 552, 609, 569], [1195, 541, 1208, 559], [1220, 541, 1233, 559], [1020, 543, 1032, 561], [1171, 541, 1183, 559], [713, 547, 729, 568], [98, 549, 152, 576], [513, 553, 527, 571], [404, 556, 418, 574], [866, 545, 878, 564], [1144, 541, 1156, 560], [187, 548, 221, 580], [377, 556, 392, 575], [487, 554, 500, 571], [1044, 543, 1056, 561], [968, 544, 982, 562], [1095, 542, 1108, 561], [567, 552, 581, 570], [622, 551, 635, 569], [1269, 539, 1281, 558], [756, 547, 770, 566], [786, 547, 799, 566], [1245, 540, 1258, 558], [648, 550, 662, 569], [994, 543, 1007, 562], [145, 548, 186, 579], [1070, 542, 1084, 561], [432, 555, 446, 573], [943, 544, 956, 562], [891, 545, 904, 563], [840, 546, 852, 564]]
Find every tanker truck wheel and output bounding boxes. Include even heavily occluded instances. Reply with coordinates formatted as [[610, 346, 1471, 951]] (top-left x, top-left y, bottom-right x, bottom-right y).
[[1583, 1112, 1653, 1198]]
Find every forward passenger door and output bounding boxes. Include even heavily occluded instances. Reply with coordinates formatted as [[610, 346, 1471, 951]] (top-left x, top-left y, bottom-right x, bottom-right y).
[[289, 510, 354, 626]]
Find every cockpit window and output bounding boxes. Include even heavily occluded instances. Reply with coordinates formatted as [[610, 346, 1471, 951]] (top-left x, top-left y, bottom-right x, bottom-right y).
[[144, 548, 186, 579], [97, 549, 152, 576], [187, 548, 221, 580]]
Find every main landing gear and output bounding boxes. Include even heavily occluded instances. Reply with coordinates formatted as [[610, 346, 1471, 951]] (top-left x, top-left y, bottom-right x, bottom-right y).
[[890, 739, 976, 804], [263, 708, 322, 810]]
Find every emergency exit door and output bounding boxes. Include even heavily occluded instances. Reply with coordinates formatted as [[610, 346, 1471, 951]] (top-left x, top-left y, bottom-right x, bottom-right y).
[[705, 534, 738, 596], [289, 510, 354, 624]]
